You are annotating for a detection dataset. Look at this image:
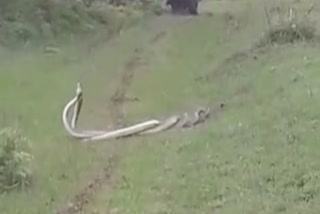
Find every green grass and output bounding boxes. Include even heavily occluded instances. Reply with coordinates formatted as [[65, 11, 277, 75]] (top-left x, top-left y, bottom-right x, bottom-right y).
[[98, 44, 320, 214], [1, 0, 320, 213]]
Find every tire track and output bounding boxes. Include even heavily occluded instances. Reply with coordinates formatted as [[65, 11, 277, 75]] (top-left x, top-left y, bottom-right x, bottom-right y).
[[54, 15, 194, 214], [54, 155, 118, 214], [109, 48, 145, 128]]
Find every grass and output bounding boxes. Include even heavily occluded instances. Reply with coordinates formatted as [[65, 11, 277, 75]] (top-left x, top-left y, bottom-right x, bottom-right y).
[[0, 0, 148, 48], [1, 0, 320, 213]]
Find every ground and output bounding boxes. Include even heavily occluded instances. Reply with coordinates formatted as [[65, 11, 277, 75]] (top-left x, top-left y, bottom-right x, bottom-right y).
[[1, 0, 320, 213]]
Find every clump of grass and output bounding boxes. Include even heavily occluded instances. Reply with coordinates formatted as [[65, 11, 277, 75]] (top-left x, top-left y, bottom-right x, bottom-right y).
[[259, 3, 318, 46], [263, 21, 316, 44], [0, 127, 33, 193]]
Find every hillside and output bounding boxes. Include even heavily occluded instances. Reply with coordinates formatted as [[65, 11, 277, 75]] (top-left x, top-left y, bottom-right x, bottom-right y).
[[1, 0, 320, 213]]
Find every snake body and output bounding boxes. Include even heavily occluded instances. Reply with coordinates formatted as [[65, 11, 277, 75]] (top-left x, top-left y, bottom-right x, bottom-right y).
[[139, 116, 181, 135], [62, 83, 210, 142]]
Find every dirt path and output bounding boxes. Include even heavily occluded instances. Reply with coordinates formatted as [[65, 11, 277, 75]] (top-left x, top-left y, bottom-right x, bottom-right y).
[[54, 155, 118, 214], [53, 14, 200, 214], [53, 47, 148, 214], [108, 14, 191, 128], [109, 48, 145, 128], [54, 29, 167, 214]]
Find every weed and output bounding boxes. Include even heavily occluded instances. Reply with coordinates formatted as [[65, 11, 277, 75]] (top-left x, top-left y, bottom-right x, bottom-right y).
[[259, 3, 318, 46], [0, 127, 33, 193]]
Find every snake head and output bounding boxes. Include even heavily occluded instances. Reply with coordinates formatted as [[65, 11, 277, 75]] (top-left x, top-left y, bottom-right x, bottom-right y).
[[76, 82, 82, 96]]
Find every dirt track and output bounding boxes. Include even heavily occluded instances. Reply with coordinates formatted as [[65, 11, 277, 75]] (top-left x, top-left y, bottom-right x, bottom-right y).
[[109, 48, 145, 128], [53, 12, 211, 214], [54, 50, 147, 214], [55, 155, 118, 214]]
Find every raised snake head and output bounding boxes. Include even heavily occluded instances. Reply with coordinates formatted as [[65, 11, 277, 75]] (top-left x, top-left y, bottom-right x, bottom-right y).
[[76, 82, 82, 96]]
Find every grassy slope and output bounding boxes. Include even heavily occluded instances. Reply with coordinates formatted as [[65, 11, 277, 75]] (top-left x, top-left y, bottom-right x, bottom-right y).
[[1, 0, 320, 213], [0, 18, 170, 213]]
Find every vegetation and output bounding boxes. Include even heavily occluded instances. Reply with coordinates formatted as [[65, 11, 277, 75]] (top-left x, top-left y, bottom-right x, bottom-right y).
[[259, 2, 318, 46], [0, 127, 33, 193], [0, 0, 163, 47], [1, 0, 320, 213]]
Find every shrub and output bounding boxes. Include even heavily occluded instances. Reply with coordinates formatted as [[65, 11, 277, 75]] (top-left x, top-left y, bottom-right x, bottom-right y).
[[0, 127, 33, 193], [259, 3, 318, 46], [262, 21, 316, 45]]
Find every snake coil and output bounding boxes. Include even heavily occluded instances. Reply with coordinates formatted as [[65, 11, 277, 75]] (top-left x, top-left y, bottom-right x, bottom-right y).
[[62, 83, 210, 142]]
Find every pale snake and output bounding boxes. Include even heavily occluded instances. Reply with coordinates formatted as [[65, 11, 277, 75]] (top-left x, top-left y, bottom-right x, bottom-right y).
[[62, 82, 210, 142]]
